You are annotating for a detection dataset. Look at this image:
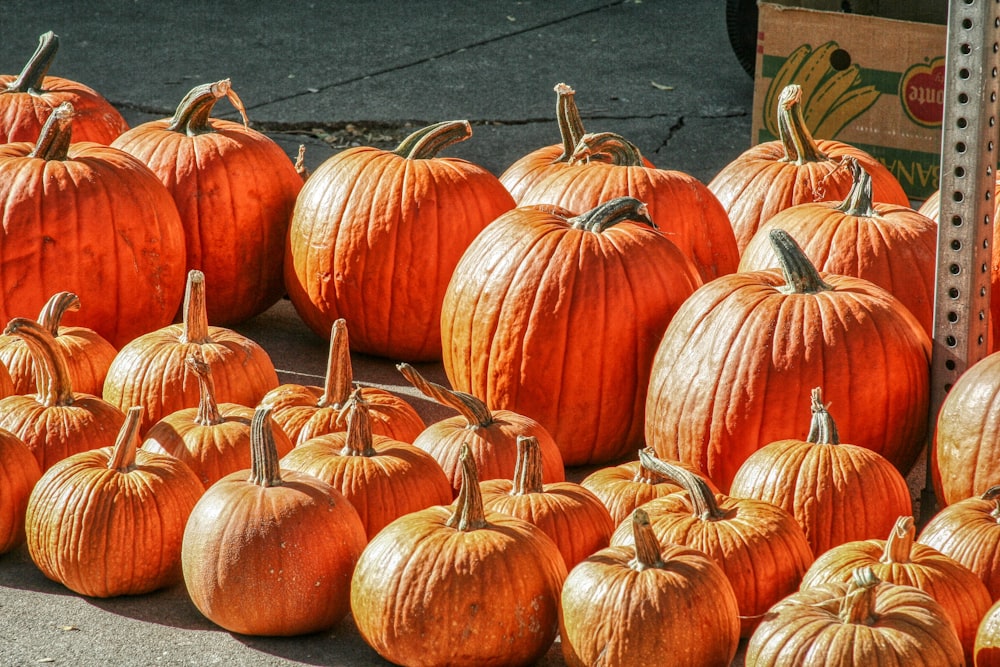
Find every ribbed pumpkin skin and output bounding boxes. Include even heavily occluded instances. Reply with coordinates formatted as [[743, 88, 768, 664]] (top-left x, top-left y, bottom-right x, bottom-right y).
[[441, 202, 702, 466], [284, 126, 515, 361], [0, 78, 128, 144], [645, 268, 930, 492], [0, 428, 41, 554], [112, 117, 303, 325], [0, 141, 186, 347], [933, 351, 1000, 506], [977, 599, 1000, 667], [918, 491, 1000, 600]]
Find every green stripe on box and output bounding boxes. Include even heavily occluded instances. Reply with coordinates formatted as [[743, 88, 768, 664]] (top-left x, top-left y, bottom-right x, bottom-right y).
[[761, 54, 901, 93]]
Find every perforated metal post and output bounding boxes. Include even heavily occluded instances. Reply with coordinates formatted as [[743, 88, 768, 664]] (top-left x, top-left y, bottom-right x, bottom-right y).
[[923, 0, 1000, 523]]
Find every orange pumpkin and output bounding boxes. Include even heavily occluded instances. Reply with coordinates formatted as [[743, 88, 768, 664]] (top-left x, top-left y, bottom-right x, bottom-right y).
[[111, 79, 303, 324], [0, 427, 41, 554], [977, 598, 1000, 667], [284, 119, 515, 361]]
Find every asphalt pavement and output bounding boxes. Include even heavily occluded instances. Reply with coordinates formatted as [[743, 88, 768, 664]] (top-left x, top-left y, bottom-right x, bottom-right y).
[[0, 2, 756, 665]]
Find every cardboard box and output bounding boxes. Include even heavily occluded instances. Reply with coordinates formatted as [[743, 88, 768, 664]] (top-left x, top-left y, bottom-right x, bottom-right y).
[[752, 2, 947, 200]]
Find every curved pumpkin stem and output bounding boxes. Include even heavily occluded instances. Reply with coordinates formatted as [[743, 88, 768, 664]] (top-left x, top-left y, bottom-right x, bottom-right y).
[[4, 31, 58, 94], [880, 515, 915, 565], [397, 363, 493, 427], [187, 353, 222, 427], [29, 101, 73, 161], [392, 120, 471, 160], [839, 566, 881, 625], [37, 292, 81, 338], [569, 131, 647, 166], [248, 407, 283, 488], [318, 319, 353, 409], [166, 78, 249, 135], [633, 455, 669, 485], [447, 443, 488, 531], [554, 82, 586, 162], [568, 197, 656, 233], [339, 387, 376, 457], [107, 406, 143, 473], [776, 84, 827, 165], [983, 486, 1000, 521], [629, 508, 666, 571], [510, 435, 545, 496], [638, 448, 726, 521], [806, 387, 840, 445], [180, 270, 212, 345], [3, 317, 75, 406], [836, 157, 878, 218], [771, 229, 832, 295]]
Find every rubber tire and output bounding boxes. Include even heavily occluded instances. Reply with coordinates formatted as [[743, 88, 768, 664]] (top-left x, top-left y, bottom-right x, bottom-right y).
[[726, 0, 758, 78]]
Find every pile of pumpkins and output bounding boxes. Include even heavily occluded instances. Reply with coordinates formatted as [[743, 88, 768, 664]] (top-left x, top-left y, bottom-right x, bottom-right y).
[[7, 29, 1000, 667]]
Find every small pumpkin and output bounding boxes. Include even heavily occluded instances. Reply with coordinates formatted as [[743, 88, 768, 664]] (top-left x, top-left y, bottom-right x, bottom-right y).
[[977, 598, 1000, 667], [350, 444, 567, 667], [181, 407, 367, 636], [279, 388, 453, 540], [0, 291, 116, 396], [559, 507, 740, 667], [259, 318, 425, 445], [0, 427, 41, 554], [25, 406, 204, 597]]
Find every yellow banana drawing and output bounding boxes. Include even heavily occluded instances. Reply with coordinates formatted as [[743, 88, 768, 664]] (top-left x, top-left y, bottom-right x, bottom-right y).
[[814, 85, 881, 139], [793, 41, 840, 112], [804, 65, 861, 128], [764, 43, 811, 137]]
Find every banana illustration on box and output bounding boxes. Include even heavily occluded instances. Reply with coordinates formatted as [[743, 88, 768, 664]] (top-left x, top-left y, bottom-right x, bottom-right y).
[[763, 40, 880, 140]]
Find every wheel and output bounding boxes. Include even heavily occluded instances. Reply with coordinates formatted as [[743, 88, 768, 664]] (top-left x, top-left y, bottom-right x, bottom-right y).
[[726, 0, 758, 78]]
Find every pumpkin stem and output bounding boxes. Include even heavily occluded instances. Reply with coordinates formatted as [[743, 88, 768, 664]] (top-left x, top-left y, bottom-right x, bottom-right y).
[[638, 448, 726, 521], [880, 515, 915, 565], [107, 406, 143, 473], [836, 158, 878, 218], [568, 197, 657, 233], [29, 101, 73, 161], [510, 435, 545, 495], [983, 486, 1000, 520], [569, 131, 647, 166], [166, 79, 249, 136], [294, 144, 309, 181], [339, 387, 376, 457], [771, 229, 832, 295], [397, 363, 494, 427], [628, 508, 666, 571], [839, 566, 881, 625], [4, 31, 58, 94], [633, 455, 669, 484], [554, 82, 586, 162], [392, 120, 472, 160], [806, 387, 840, 445], [180, 270, 212, 345], [318, 319, 353, 409], [248, 407, 283, 488], [3, 317, 75, 406], [776, 84, 827, 165], [37, 291, 81, 338], [187, 353, 222, 426], [446, 443, 488, 531]]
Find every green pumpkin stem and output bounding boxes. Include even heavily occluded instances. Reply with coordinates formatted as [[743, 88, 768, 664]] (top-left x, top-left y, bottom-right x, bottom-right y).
[[447, 444, 488, 531], [776, 84, 827, 164], [510, 436, 545, 495], [339, 387, 376, 457], [180, 270, 212, 345], [29, 101, 73, 161], [771, 229, 832, 294], [319, 319, 353, 409], [397, 363, 494, 427], [569, 131, 647, 166], [166, 79, 249, 135], [629, 508, 666, 571], [393, 120, 472, 160], [807, 387, 840, 445], [638, 448, 726, 521], [107, 406, 143, 473], [840, 567, 881, 625], [880, 516, 915, 565], [836, 157, 878, 218], [187, 353, 222, 427], [569, 196, 657, 233], [37, 292, 81, 338], [248, 407, 283, 488], [5, 31, 59, 94], [3, 317, 75, 406], [554, 82, 586, 161]]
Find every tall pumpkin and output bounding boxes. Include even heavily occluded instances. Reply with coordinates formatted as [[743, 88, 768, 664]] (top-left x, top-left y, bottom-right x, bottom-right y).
[[442, 197, 702, 465], [284, 120, 515, 361], [111, 79, 303, 324], [0, 102, 186, 347], [645, 229, 930, 491]]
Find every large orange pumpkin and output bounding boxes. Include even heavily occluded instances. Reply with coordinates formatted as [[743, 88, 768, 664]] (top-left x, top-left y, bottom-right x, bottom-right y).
[[441, 197, 702, 466], [0, 102, 186, 347], [645, 229, 930, 491], [284, 119, 515, 361], [111, 79, 303, 324], [0, 427, 41, 554]]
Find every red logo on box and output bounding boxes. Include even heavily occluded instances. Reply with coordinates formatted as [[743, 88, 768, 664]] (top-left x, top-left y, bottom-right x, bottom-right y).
[[900, 58, 945, 128]]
